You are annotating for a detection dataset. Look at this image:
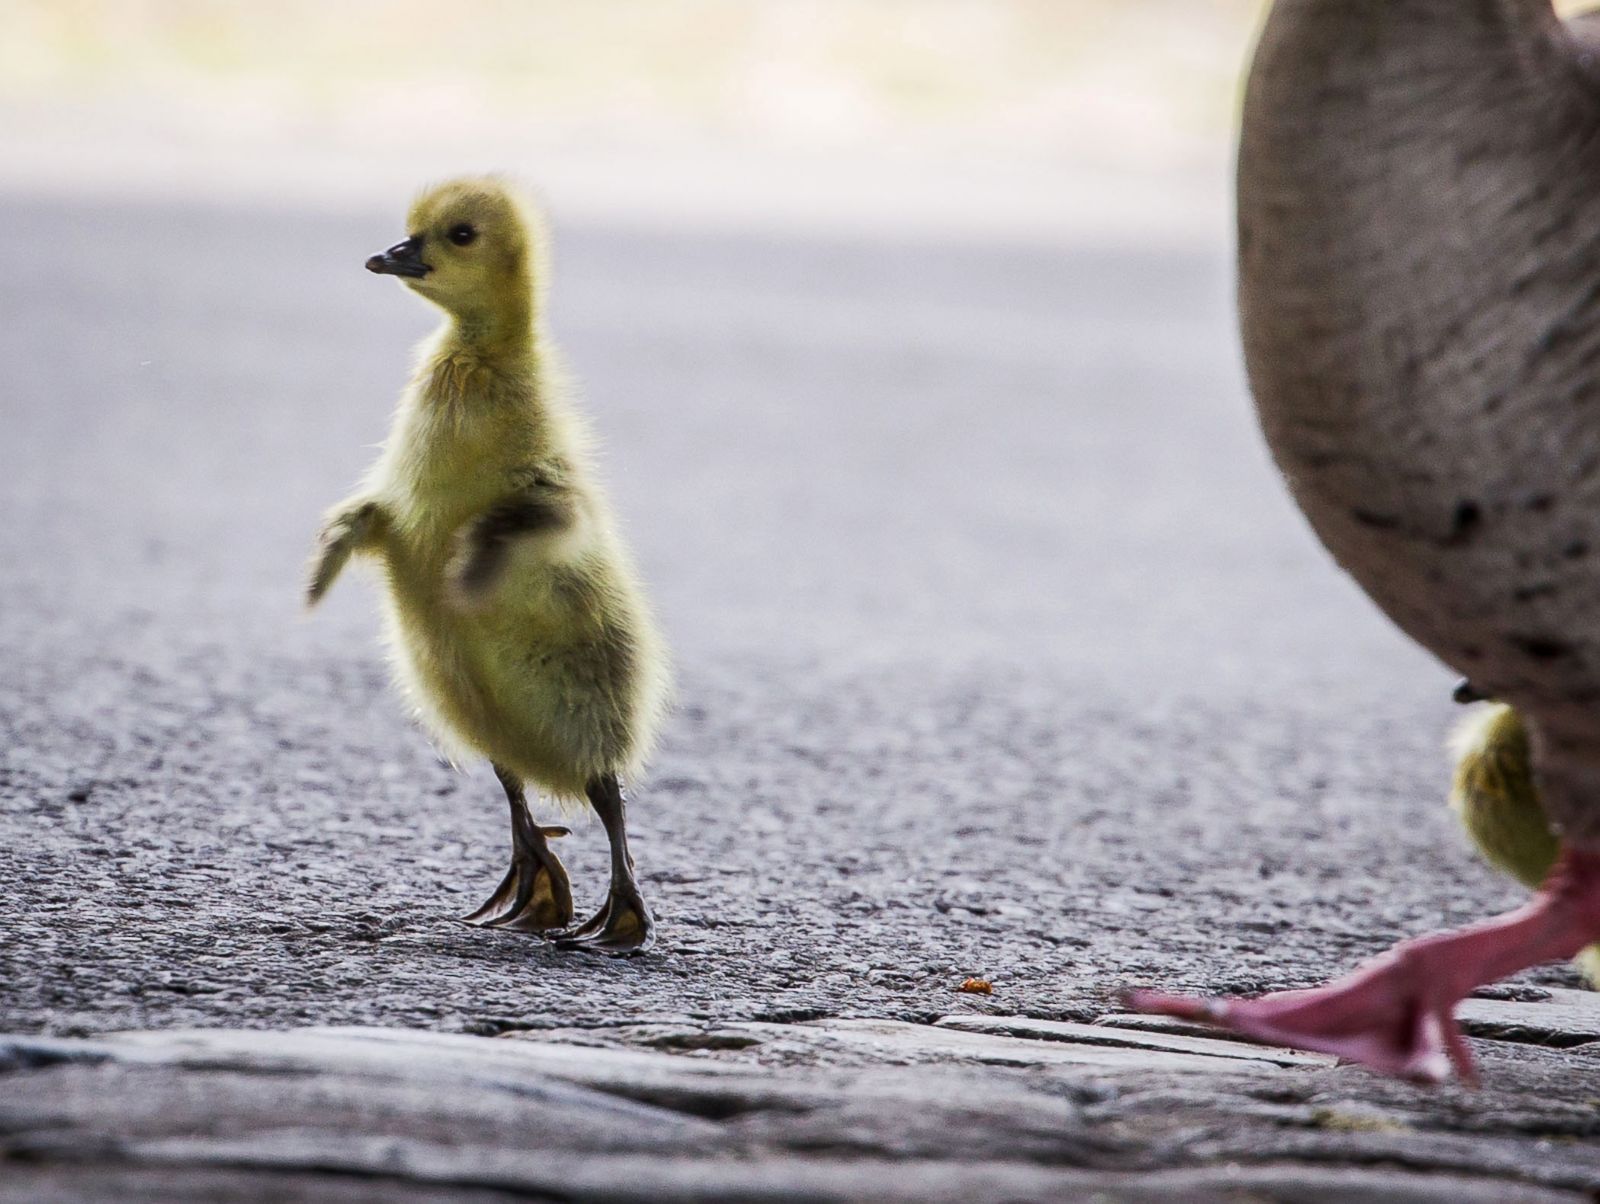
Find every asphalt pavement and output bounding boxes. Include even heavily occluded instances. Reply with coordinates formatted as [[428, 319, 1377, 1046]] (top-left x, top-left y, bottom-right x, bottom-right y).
[[0, 191, 1550, 1045]]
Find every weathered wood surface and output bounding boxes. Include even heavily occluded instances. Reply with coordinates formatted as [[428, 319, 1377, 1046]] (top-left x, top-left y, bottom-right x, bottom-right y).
[[6, 999, 1600, 1202]]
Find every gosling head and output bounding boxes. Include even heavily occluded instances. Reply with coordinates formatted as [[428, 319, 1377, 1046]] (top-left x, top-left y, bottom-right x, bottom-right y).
[[365, 176, 545, 325]]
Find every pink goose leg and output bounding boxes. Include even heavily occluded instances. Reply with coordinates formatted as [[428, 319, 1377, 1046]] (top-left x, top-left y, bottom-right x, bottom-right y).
[[1126, 849, 1600, 1084]]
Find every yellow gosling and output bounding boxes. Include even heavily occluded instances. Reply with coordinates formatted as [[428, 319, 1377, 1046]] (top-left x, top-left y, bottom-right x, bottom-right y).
[[307, 176, 671, 955], [1450, 702, 1600, 987]]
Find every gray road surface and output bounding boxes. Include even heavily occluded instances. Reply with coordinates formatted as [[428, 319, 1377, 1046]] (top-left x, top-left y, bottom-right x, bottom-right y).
[[0, 194, 1552, 1035]]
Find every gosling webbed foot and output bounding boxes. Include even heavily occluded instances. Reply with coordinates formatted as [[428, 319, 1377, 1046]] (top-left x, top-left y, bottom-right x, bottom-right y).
[[557, 885, 655, 956], [463, 765, 574, 933], [554, 773, 655, 956], [460, 824, 574, 932]]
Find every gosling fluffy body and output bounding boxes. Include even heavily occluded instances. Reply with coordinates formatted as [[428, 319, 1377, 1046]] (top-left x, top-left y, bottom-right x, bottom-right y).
[[313, 177, 670, 804]]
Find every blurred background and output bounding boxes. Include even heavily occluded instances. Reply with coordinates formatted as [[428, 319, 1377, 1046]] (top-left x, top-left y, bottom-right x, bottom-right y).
[[0, 0, 1268, 240], [7, 1, 1587, 1040]]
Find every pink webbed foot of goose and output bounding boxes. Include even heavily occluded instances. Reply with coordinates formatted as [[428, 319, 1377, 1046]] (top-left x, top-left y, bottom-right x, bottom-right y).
[[1126, 849, 1600, 1084]]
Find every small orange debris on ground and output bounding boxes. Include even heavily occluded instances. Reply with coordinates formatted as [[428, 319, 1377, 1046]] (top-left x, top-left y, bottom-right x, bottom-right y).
[[959, 978, 993, 995]]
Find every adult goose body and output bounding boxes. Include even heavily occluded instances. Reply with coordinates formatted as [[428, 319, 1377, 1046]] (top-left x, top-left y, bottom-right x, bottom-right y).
[[1131, 1, 1600, 1082]]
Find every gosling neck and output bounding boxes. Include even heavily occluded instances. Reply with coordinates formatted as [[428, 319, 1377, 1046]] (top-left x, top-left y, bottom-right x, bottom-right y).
[[439, 290, 539, 367]]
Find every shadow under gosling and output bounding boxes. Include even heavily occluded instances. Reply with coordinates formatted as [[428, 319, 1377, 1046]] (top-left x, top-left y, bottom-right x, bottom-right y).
[[307, 176, 671, 956], [1450, 697, 1600, 988]]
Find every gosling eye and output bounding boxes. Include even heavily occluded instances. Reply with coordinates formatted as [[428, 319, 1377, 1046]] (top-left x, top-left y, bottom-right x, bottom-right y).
[[448, 223, 478, 247]]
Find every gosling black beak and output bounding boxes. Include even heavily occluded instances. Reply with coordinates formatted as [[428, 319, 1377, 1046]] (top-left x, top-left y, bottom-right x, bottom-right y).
[[365, 236, 431, 279]]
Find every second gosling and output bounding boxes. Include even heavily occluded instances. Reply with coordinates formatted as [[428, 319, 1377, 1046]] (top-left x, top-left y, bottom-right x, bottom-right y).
[[1450, 701, 1600, 987], [307, 176, 671, 955]]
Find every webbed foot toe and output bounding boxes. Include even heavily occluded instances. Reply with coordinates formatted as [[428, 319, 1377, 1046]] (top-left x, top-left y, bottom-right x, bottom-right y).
[[461, 825, 573, 933], [557, 887, 654, 956]]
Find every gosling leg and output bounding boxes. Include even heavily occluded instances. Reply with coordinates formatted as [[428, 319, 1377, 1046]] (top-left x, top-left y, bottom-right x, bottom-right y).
[[461, 764, 574, 932], [558, 773, 655, 956]]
